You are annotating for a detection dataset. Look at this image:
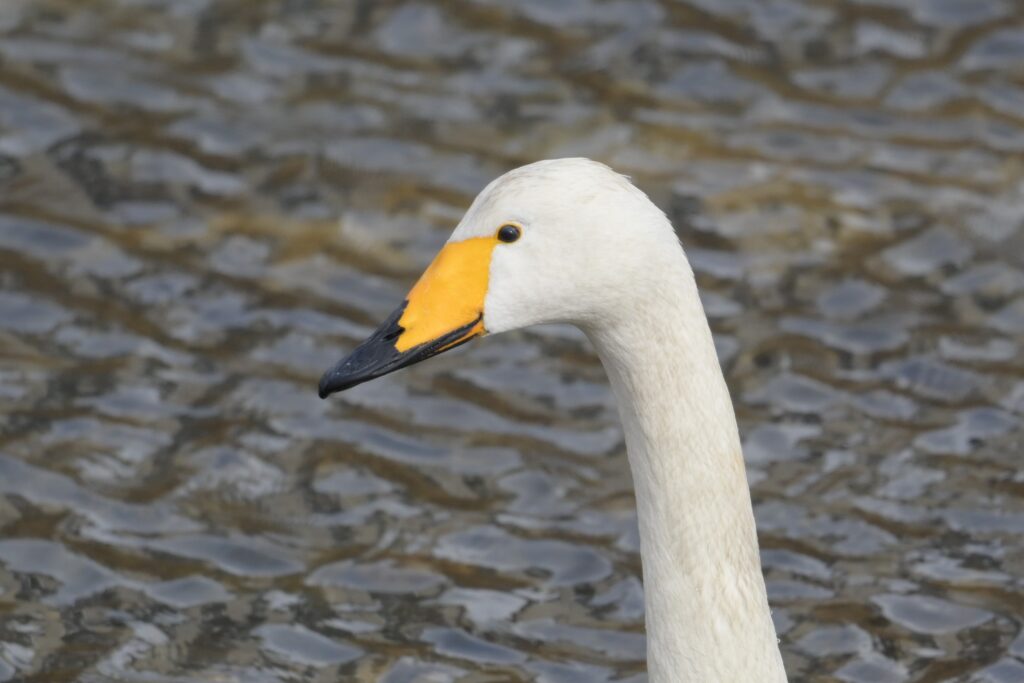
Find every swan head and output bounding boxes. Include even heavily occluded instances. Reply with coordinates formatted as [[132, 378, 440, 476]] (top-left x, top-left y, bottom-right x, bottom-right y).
[[319, 157, 682, 398]]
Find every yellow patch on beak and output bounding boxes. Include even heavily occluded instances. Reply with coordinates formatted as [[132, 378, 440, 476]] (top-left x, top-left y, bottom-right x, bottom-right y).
[[318, 235, 497, 398], [395, 236, 495, 352]]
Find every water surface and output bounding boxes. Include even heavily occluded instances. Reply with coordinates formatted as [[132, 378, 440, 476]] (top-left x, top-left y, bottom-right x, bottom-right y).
[[1, 1, 1023, 681]]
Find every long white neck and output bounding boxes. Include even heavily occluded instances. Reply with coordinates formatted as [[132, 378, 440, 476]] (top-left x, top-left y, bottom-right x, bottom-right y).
[[584, 252, 787, 683]]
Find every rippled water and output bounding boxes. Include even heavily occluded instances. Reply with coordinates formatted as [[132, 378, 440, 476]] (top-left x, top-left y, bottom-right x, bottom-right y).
[[1, 1, 1023, 681]]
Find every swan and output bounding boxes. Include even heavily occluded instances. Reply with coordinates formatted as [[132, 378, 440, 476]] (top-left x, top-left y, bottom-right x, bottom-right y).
[[318, 158, 787, 682]]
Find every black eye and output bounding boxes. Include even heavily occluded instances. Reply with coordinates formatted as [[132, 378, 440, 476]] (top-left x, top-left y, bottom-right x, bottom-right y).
[[497, 224, 521, 243]]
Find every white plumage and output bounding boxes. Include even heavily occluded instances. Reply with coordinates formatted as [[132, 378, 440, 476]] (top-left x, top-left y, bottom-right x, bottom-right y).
[[320, 158, 788, 681], [462, 159, 787, 681]]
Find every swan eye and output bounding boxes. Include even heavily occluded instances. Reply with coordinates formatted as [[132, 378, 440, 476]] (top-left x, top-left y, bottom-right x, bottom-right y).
[[497, 224, 521, 243]]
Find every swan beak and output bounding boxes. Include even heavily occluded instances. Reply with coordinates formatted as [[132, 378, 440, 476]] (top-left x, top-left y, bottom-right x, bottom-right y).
[[318, 237, 494, 398]]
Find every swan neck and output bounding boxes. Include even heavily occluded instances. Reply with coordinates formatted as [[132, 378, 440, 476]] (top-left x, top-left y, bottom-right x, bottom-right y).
[[587, 265, 787, 682]]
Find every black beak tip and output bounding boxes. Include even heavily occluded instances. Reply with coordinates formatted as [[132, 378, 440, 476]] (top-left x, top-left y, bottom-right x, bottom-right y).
[[318, 365, 356, 399], [319, 306, 408, 400], [317, 304, 482, 400]]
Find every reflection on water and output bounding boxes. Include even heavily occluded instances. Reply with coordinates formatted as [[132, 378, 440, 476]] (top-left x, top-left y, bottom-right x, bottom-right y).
[[1, 0, 1023, 680]]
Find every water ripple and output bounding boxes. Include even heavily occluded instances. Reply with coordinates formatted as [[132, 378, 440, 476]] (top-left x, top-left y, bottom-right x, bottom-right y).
[[1, 0, 1022, 680]]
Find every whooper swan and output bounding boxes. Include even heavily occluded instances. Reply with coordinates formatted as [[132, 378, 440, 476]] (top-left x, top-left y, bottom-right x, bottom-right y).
[[319, 158, 788, 682]]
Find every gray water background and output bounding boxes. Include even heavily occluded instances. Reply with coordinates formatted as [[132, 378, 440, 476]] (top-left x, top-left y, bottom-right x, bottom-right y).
[[1, 0, 1024, 681]]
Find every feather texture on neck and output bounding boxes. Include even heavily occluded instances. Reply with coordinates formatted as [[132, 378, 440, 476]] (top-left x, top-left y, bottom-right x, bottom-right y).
[[585, 248, 787, 683]]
